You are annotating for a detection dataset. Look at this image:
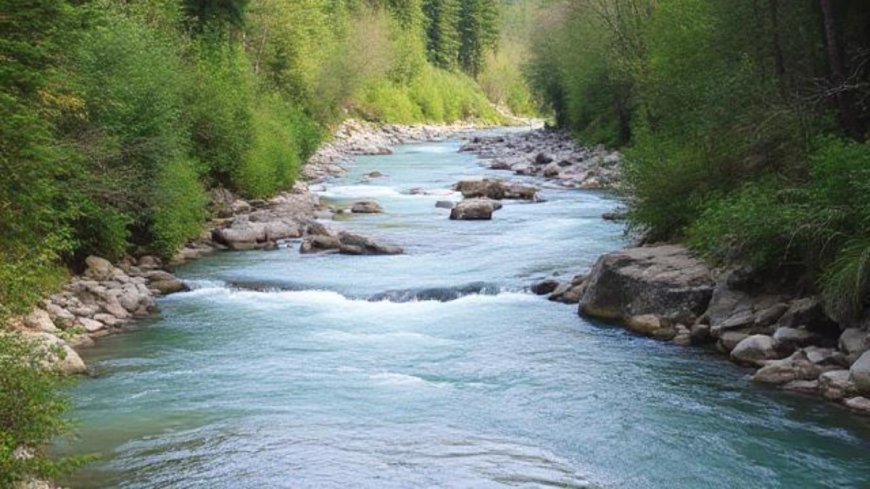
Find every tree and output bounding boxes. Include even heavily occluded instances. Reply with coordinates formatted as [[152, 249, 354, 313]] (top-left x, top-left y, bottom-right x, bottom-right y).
[[458, 0, 499, 76], [423, 0, 460, 69]]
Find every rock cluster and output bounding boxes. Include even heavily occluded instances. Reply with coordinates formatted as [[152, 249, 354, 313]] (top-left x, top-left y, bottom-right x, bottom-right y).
[[532, 274, 588, 305], [448, 179, 538, 221], [12, 255, 187, 375], [459, 129, 622, 189], [303, 119, 484, 182], [576, 244, 870, 415], [300, 222, 403, 255]]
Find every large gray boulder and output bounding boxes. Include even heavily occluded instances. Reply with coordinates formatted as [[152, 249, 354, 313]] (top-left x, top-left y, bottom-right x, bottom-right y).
[[84, 256, 114, 281], [21, 332, 86, 375], [850, 350, 870, 394], [579, 245, 714, 324], [23, 309, 58, 333], [839, 328, 870, 365], [337, 231, 403, 255], [819, 370, 856, 400], [752, 350, 823, 385], [450, 198, 502, 220], [730, 334, 779, 366]]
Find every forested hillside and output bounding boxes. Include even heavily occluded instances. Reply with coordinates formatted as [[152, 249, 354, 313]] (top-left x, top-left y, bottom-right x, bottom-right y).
[[0, 0, 537, 325], [528, 0, 870, 325]]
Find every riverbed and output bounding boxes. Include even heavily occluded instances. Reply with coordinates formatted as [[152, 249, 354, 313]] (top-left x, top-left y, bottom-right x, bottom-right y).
[[62, 133, 870, 488]]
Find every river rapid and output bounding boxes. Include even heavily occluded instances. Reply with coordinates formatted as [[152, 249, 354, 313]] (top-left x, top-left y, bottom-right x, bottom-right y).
[[62, 131, 870, 488]]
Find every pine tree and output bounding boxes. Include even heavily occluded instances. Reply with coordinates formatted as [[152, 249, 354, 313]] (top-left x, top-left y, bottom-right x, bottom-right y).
[[423, 0, 460, 69], [457, 0, 498, 76]]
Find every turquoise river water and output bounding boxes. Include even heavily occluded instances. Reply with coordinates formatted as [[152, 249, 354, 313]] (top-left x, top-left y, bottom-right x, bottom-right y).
[[62, 132, 870, 488]]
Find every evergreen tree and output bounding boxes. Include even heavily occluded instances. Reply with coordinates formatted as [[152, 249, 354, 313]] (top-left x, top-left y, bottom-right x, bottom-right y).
[[457, 0, 498, 76], [423, 0, 461, 69]]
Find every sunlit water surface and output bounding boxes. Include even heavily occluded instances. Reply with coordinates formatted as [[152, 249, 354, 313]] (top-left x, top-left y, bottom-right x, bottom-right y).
[[62, 132, 870, 488]]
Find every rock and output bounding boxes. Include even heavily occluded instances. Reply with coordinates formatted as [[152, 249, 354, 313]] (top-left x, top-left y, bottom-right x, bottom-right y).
[[690, 322, 713, 344], [601, 211, 627, 222], [579, 245, 714, 324], [843, 396, 870, 414], [77, 317, 105, 333], [782, 380, 820, 393], [44, 303, 75, 328], [21, 332, 86, 375], [263, 221, 301, 241], [450, 198, 502, 220], [558, 284, 587, 305], [351, 201, 384, 214], [306, 220, 332, 236], [710, 310, 755, 337], [84, 256, 114, 281], [849, 350, 870, 394], [752, 350, 821, 385], [754, 303, 789, 328], [532, 279, 560, 295], [103, 298, 130, 319], [818, 370, 856, 400], [489, 160, 512, 170], [337, 231, 403, 255], [144, 270, 176, 283], [543, 163, 561, 178], [93, 313, 125, 327], [776, 297, 836, 333], [803, 345, 839, 366], [773, 326, 820, 351], [366, 170, 385, 178], [839, 328, 869, 364], [300, 234, 342, 254], [435, 200, 454, 209], [534, 153, 553, 165], [137, 255, 161, 270], [24, 309, 58, 333], [151, 279, 188, 295], [626, 314, 664, 336], [454, 179, 537, 201], [719, 331, 749, 352], [211, 218, 266, 250], [730, 334, 779, 366]]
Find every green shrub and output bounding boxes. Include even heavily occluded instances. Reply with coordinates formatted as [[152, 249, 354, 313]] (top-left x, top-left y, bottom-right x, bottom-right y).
[[0, 334, 86, 487], [151, 158, 207, 258], [236, 93, 308, 198], [69, 199, 131, 263]]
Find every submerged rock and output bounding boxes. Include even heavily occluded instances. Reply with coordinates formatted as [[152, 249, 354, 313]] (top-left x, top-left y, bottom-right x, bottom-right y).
[[350, 201, 384, 214], [579, 245, 714, 324]]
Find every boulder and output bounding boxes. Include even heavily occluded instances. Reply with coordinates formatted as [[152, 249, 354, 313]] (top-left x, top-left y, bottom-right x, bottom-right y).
[[719, 331, 749, 352], [690, 322, 713, 345], [579, 245, 714, 324], [211, 218, 266, 250], [351, 201, 384, 214], [543, 163, 561, 178], [839, 328, 869, 364], [137, 255, 161, 270], [77, 317, 105, 333], [773, 326, 820, 351], [300, 234, 342, 254], [751, 350, 821, 385], [557, 284, 587, 305], [24, 309, 58, 333], [531, 279, 560, 296], [849, 350, 870, 394], [730, 334, 779, 366], [84, 256, 114, 281], [626, 314, 664, 336], [754, 303, 789, 328], [367, 170, 385, 178], [306, 220, 332, 237], [21, 332, 86, 375], [710, 310, 755, 337], [843, 396, 870, 414], [435, 201, 454, 209], [534, 152, 553, 165], [818, 370, 855, 400], [337, 231, 403, 255], [776, 297, 836, 333], [782, 379, 820, 393], [450, 198, 502, 220], [44, 303, 75, 329], [151, 278, 188, 295]]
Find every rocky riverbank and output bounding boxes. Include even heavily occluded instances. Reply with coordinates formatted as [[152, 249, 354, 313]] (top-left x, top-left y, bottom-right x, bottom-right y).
[[8, 119, 494, 376], [535, 245, 870, 416], [459, 128, 622, 190]]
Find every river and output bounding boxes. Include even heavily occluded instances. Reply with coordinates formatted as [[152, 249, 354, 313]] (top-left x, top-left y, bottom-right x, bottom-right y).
[[62, 132, 870, 488]]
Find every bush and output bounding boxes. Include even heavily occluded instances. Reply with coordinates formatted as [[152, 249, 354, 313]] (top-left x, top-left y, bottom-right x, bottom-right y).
[[151, 158, 207, 258], [0, 334, 85, 487]]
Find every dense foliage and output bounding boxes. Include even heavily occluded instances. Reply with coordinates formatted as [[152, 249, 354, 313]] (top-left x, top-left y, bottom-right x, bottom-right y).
[[528, 0, 870, 323]]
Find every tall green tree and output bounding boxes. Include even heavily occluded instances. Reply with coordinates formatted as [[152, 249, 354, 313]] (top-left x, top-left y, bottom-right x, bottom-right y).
[[423, 0, 460, 69], [457, 0, 498, 76]]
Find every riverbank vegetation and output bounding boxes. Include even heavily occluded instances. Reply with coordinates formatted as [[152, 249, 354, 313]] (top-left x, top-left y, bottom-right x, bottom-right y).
[[528, 0, 870, 324], [0, 0, 539, 485]]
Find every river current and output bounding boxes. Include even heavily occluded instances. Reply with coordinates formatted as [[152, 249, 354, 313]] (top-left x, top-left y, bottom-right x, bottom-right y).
[[63, 132, 870, 488]]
